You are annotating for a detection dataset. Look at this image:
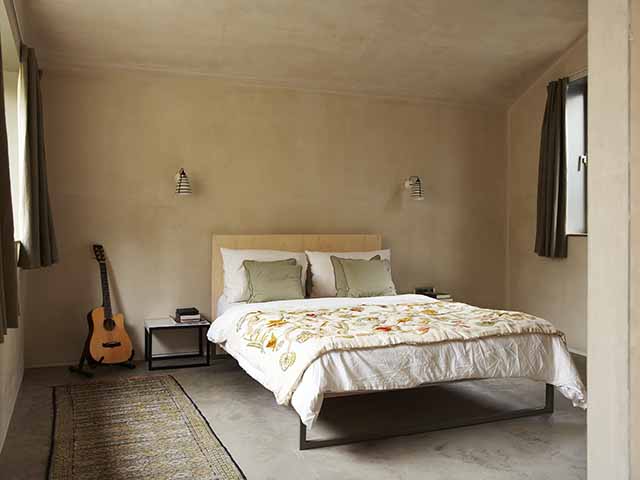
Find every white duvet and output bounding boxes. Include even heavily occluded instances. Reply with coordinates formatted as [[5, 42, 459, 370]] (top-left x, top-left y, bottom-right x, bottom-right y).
[[208, 294, 587, 428]]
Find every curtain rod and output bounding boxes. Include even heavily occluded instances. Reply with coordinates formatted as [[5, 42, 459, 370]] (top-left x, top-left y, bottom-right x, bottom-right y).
[[568, 67, 588, 81]]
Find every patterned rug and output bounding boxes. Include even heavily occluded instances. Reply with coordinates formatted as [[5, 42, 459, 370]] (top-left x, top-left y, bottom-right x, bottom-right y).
[[48, 375, 245, 480]]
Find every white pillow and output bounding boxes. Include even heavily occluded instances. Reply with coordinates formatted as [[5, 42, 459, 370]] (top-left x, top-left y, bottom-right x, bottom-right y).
[[305, 250, 391, 298], [220, 248, 308, 303], [216, 295, 245, 316]]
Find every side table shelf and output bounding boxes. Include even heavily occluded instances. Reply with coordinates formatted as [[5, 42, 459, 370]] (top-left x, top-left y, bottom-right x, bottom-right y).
[[144, 318, 211, 370]]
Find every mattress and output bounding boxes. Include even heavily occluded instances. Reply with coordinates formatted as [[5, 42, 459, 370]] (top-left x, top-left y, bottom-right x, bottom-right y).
[[207, 294, 586, 428]]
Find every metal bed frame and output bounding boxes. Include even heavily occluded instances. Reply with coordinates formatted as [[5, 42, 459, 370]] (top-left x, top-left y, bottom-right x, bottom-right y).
[[298, 382, 555, 450], [210, 349, 555, 450], [209, 236, 558, 451]]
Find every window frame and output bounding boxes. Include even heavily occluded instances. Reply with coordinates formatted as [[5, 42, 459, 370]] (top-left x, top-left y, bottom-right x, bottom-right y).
[[565, 75, 588, 236]]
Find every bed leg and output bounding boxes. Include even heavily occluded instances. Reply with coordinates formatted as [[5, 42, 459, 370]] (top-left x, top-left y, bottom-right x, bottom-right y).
[[545, 383, 555, 412], [299, 419, 309, 450]]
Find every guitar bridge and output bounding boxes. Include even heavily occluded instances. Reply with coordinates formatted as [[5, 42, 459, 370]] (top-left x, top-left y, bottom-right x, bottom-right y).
[[102, 341, 122, 348]]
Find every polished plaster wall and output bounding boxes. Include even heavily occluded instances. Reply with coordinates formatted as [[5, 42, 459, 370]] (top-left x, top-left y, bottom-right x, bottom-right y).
[[0, 71, 22, 453], [588, 0, 630, 477], [21, 68, 508, 366], [507, 36, 587, 354]]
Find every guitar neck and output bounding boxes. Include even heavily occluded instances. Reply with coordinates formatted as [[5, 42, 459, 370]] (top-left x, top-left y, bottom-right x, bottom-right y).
[[99, 262, 113, 319]]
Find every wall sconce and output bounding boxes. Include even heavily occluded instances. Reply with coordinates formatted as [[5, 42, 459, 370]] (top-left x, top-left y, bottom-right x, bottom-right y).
[[175, 168, 192, 195], [403, 176, 424, 200]]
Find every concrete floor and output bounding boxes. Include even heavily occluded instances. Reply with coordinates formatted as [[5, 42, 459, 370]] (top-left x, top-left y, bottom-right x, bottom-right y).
[[0, 356, 586, 480]]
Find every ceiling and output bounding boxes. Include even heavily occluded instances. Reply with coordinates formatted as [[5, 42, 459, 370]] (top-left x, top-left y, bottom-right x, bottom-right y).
[[15, 0, 587, 105]]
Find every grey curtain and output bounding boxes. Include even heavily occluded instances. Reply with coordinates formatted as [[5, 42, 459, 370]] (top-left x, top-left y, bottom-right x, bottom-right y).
[[17, 47, 58, 269], [535, 78, 568, 258], [0, 39, 18, 342]]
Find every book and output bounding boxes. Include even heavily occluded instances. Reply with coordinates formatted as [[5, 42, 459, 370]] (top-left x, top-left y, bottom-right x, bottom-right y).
[[173, 307, 202, 323], [415, 287, 435, 295], [178, 316, 202, 324], [170, 313, 206, 324]]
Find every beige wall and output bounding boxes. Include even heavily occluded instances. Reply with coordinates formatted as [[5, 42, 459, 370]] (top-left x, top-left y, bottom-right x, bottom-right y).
[[21, 68, 508, 366], [507, 36, 587, 354], [0, 71, 23, 451], [0, 326, 22, 451], [588, 0, 630, 477], [631, 0, 640, 477], [0, 326, 21, 450]]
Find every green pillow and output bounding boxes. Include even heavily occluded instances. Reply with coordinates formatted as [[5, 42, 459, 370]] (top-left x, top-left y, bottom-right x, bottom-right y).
[[331, 255, 381, 297], [331, 256, 396, 298], [243, 259, 304, 303]]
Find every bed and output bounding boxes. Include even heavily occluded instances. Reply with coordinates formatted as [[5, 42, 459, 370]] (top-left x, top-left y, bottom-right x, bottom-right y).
[[207, 234, 586, 450]]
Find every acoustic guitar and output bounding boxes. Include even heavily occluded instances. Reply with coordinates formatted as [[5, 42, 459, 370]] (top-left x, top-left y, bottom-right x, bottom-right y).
[[85, 244, 134, 365]]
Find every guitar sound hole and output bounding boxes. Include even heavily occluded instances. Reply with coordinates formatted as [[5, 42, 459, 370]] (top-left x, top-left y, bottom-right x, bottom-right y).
[[103, 318, 116, 331]]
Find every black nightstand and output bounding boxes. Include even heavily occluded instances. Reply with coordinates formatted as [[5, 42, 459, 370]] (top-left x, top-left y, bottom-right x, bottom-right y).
[[144, 318, 211, 370]]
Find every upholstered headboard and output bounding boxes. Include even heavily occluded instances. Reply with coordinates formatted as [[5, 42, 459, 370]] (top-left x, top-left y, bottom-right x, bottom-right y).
[[211, 234, 382, 318]]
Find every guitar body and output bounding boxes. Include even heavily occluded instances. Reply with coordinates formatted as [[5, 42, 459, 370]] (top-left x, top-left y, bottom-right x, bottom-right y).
[[87, 306, 134, 365]]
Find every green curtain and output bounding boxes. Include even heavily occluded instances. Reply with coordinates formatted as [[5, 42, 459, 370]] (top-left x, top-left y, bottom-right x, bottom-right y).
[[17, 47, 58, 269], [535, 78, 568, 258], [0, 38, 18, 342]]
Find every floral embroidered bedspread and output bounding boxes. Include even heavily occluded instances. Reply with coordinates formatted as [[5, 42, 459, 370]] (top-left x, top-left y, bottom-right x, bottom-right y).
[[230, 300, 565, 405]]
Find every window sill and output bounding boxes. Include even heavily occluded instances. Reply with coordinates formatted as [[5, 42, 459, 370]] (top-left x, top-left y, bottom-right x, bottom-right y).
[[567, 233, 588, 237], [14, 240, 21, 265]]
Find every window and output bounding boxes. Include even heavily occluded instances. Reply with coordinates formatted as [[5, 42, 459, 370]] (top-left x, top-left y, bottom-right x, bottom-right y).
[[1, 3, 21, 241], [565, 76, 587, 235], [5, 63, 19, 238]]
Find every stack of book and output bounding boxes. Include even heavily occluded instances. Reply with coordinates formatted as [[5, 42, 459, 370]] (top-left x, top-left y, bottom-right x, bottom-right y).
[[172, 307, 204, 323], [414, 287, 453, 302], [433, 293, 453, 302]]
